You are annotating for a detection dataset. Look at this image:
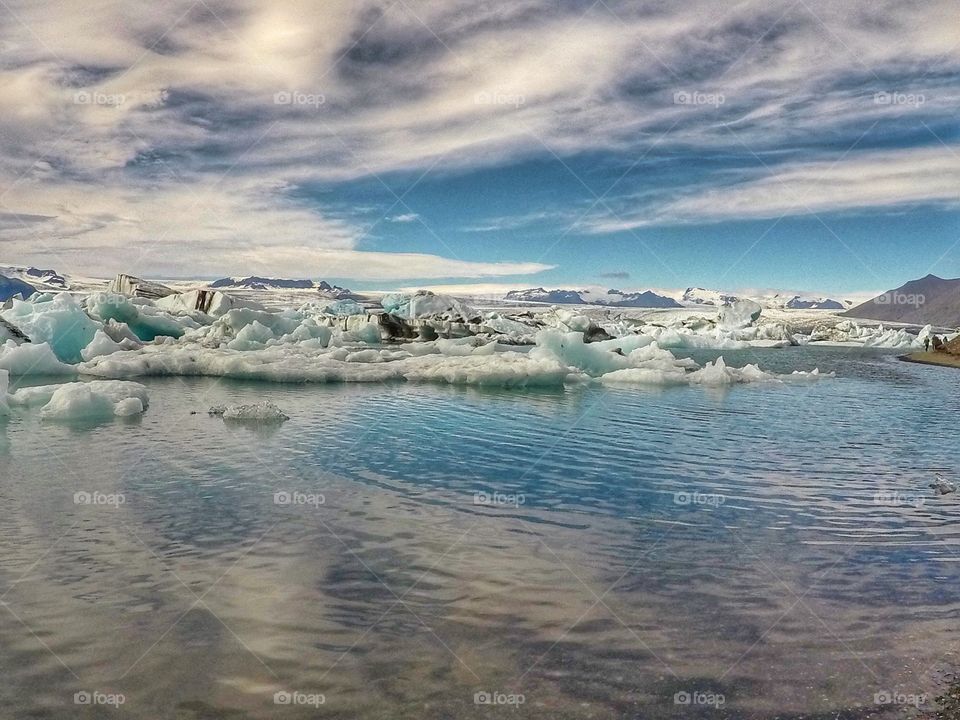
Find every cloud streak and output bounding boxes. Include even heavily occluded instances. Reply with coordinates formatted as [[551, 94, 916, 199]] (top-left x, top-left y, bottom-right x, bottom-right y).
[[0, 0, 955, 277]]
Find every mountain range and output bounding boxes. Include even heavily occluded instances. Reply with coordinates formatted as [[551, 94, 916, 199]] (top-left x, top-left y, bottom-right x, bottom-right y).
[[504, 287, 682, 308], [504, 286, 849, 310], [846, 275, 960, 327], [209, 276, 355, 297]]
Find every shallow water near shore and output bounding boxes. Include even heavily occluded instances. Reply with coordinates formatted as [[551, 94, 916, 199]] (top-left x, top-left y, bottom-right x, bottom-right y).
[[2, 346, 960, 718]]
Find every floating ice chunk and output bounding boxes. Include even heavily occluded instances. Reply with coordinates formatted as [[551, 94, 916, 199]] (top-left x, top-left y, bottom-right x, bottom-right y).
[[479, 314, 538, 339], [221, 308, 303, 336], [686, 357, 829, 385], [531, 330, 633, 375], [435, 337, 497, 356], [113, 397, 145, 416], [718, 299, 762, 330], [1, 293, 100, 362], [80, 329, 131, 361], [600, 366, 689, 385], [17, 380, 150, 421], [155, 289, 264, 318], [322, 299, 366, 316], [210, 401, 289, 422], [688, 357, 764, 385], [86, 293, 186, 341], [381, 291, 475, 321], [226, 320, 275, 350], [347, 320, 382, 345], [402, 352, 571, 387], [0, 340, 75, 375], [536, 308, 592, 333], [11, 379, 149, 409]]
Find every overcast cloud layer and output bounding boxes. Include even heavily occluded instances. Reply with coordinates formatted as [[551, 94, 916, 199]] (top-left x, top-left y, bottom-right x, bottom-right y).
[[0, 0, 956, 280]]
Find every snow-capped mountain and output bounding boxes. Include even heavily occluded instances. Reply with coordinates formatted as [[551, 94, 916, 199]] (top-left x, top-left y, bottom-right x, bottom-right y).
[[503, 288, 583, 304], [210, 276, 316, 290], [209, 276, 357, 299], [680, 287, 741, 306], [503, 287, 681, 308], [783, 296, 847, 310], [585, 289, 682, 308], [678, 286, 849, 310]]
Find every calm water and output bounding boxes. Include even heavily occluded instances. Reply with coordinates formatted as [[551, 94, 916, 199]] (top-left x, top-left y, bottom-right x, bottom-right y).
[[2, 347, 960, 719]]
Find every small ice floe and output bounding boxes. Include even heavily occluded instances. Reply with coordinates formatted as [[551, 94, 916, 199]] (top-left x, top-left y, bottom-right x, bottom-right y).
[[8, 380, 149, 421], [930, 473, 956, 495], [209, 401, 289, 422]]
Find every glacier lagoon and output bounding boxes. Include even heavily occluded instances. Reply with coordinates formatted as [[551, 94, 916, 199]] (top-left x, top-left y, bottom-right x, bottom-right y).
[[1, 346, 958, 719]]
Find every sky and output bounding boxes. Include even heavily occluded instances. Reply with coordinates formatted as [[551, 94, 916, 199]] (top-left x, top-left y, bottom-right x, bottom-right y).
[[0, 0, 957, 296]]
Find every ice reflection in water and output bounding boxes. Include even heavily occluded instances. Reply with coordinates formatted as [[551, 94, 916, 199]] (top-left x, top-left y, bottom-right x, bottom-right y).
[[0, 347, 958, 718]]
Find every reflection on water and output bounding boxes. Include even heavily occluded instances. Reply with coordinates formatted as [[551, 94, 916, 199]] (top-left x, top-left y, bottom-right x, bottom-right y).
[[1, 347, 959, 718]]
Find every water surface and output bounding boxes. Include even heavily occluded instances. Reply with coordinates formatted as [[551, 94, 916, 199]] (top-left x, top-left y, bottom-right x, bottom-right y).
[[2, 347, 958, 718]]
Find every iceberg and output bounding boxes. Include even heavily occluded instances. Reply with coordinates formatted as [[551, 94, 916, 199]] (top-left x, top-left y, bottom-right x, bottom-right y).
[[209, 401, 289, 422], [86, 293, 187, 341], [0, 340, 75, 375], [107, 273, 174, 299], [718, 299, 763, 330], [9, 380, 149, 421], [381, 291, 477, 322], [80, 329, 138, 361], [321, 299, 366, 317], [2, 293, 100, 362]]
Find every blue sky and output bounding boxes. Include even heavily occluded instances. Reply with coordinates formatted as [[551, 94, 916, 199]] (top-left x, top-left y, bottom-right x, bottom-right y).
[[0, 0, 956, 296]]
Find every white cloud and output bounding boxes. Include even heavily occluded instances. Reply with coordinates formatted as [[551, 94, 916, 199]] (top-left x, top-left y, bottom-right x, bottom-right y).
[[0, 0, 955, 275], [587, 145, 960, 231]]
